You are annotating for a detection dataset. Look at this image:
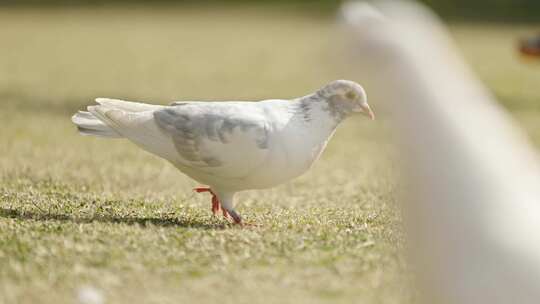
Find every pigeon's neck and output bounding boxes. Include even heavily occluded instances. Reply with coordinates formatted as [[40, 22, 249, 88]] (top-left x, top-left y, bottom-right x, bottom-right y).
[[293, 93, 352, 129]]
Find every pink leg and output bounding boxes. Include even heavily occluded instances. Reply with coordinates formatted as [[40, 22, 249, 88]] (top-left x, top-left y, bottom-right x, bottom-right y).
[[211, 196, 220, 215], [194, 187, 241, 224], [194, 187, 220, 216]]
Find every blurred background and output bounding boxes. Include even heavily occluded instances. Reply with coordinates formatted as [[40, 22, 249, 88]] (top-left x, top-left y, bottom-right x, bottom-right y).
[[3, 0, 540, 21], [0, 1, 538, 304]]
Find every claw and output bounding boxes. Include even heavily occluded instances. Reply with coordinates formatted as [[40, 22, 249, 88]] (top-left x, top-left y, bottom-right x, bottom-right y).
[[227, 209, 242, 225]]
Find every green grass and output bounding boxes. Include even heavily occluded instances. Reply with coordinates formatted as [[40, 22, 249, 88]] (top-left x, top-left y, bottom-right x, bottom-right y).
[[0, 5, 538, 304]]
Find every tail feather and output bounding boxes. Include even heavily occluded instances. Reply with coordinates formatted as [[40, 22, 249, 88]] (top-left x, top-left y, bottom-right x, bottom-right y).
[[72, 97, 195, 163], [72, 98, 164, 139], [72, 97, 172, 165], [81, 100, 177, 160], [71, 110, 122, 138]]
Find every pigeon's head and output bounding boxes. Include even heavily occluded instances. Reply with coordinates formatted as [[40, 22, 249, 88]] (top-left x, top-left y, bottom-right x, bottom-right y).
[[319, 80, 374, 120]]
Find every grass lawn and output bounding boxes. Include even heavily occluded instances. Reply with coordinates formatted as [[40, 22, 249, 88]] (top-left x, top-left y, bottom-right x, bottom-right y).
[[0, 5, 538, 304]]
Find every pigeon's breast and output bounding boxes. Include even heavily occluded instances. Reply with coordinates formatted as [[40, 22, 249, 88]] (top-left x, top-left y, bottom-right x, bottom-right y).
[[237, 117, 337, 190]]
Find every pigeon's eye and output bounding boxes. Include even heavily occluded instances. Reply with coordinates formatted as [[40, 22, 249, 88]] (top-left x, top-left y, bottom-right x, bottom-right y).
[[346, 91, 357, 100]]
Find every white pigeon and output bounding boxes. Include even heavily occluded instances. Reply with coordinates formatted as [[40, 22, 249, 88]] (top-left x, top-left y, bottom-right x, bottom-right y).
[[72, 80, 374, 225]]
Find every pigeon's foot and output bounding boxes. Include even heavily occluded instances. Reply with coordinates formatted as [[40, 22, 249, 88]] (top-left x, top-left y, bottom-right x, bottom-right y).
[[194, 187, 242, 225], [224, 208, 242, 225]]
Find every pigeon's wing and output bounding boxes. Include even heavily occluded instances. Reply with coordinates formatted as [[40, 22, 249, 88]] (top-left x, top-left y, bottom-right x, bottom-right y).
[[153, 103, 271, 179]]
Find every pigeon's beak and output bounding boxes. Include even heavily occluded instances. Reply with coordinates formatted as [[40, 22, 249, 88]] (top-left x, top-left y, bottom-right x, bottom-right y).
[[360, 104, 375, 120]]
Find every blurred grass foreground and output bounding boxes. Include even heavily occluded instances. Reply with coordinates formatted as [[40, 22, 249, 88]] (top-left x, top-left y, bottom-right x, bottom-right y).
[[0, 1, 539, 304]]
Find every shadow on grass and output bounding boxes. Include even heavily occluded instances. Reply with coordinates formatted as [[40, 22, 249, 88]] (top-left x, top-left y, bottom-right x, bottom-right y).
[[0, 208, 227, 230]]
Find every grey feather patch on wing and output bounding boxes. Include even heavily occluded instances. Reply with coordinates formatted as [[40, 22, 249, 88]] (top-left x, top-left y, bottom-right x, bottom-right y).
[[298, 100, 312, 122], [216, 115, 269, 149], [153, 109, 199, 162], [153, 107, 269, 167]]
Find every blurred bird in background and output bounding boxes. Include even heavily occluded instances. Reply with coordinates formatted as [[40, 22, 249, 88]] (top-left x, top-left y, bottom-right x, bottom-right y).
[[519, 33, 540, 58]]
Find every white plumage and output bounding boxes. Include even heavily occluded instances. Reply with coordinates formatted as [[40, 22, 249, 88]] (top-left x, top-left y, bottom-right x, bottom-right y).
[[72, 80, 374, 224]]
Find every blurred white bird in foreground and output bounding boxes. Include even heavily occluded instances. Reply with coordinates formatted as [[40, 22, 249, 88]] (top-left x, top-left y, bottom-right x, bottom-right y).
[[342, 1, 540, 304], [72, 80, 374, 225]]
